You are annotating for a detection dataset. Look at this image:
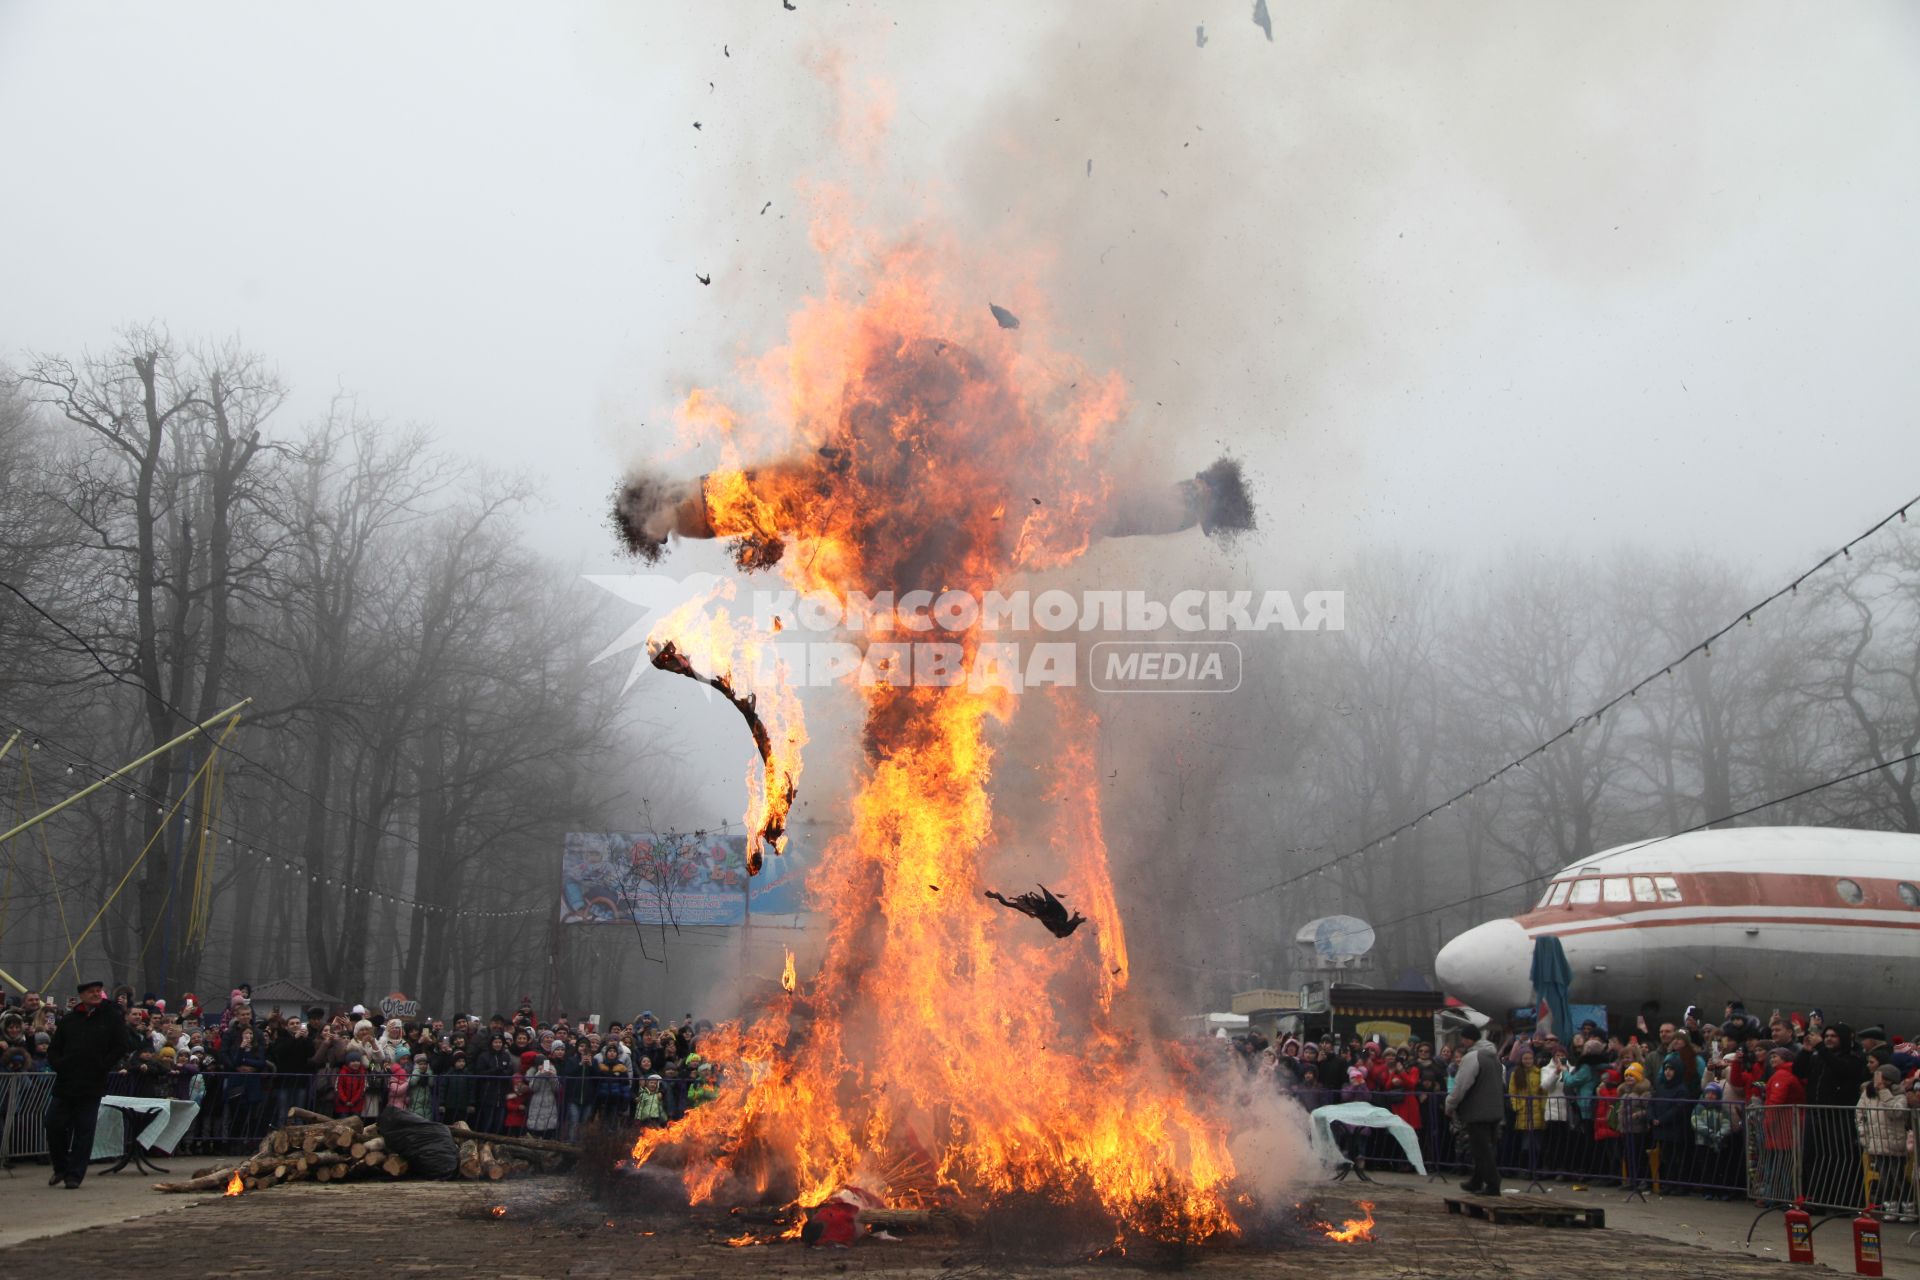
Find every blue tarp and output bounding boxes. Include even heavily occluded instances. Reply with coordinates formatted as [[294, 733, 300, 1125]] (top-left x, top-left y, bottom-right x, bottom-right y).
[[1529, 934, 1573, 1038]]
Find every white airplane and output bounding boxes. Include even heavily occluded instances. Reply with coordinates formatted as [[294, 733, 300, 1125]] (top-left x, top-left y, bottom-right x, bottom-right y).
[[1434, 826, 1920, 1033]]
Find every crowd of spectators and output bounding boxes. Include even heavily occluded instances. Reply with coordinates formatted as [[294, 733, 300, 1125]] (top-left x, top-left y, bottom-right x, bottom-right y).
[[1, 982, 725, 1156], [1231, 1001, 1920, 1220]]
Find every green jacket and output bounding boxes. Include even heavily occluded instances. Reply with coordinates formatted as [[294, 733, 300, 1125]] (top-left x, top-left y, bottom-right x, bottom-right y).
[[634, 1087, 665, 1122]]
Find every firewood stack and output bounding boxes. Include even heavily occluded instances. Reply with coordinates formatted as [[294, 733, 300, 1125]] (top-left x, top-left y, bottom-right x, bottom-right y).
[[152, 1108, 580, 1193]]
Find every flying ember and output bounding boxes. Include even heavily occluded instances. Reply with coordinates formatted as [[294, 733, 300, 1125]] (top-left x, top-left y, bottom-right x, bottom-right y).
[[615, 219, 1244, 1241]]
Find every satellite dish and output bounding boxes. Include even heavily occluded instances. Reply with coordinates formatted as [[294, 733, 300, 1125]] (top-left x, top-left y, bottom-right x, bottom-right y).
[[1297, 914, 1376, 963]]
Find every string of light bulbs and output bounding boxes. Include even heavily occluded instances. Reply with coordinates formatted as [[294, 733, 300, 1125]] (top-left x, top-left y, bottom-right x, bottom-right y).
[[1, 715, 747, 923], [1215, 487, 1919, 913]]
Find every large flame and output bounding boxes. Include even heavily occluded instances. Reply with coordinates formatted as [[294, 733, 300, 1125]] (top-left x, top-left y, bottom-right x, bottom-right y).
[[628, 224, 1238, 1241], [225, 1170, 244, 1197]]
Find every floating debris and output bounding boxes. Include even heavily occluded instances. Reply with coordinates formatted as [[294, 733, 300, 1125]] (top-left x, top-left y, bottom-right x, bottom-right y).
[[989, 303, 1020, 329], [696, 273, 712, 286], [985, 885, 1086, 939], [1196, 24, 1207, 47], [1253, 0, 1273, 40]]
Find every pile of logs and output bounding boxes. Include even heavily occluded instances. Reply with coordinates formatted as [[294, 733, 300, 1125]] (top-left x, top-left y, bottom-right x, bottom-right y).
[[153, 1108, 580, 1194]]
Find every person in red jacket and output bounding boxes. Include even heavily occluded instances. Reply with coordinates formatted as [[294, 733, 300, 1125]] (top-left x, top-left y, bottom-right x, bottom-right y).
[[1389, 1057, 1423, 1132], [1593, 1069, 1624, 1184], [1760, 1046, 1805, 1206], [505, 1051, 535, 1135]]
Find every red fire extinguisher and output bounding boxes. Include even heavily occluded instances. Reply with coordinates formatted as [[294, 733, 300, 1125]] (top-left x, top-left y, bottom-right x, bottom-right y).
[[1852, 1206, 1883, 1277], [1785, 1199, 1814, 1264]]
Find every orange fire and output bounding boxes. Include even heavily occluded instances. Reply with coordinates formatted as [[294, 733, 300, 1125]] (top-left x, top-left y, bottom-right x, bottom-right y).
[[1318, 1202, 1376, 1243], [488, 1204, 507, 1219], [224, 1170, 244, 1197], [625, 215, 1238, 1242], [781, 947, 797, 994], [724, 1233, 760, 1247]]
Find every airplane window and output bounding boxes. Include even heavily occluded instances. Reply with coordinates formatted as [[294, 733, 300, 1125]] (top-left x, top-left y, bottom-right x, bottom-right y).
[[1570, 879, 1601, 905], [1834, 878, 1865, 905], [1630, 875, 1657, 903], [1536, 885, 1555, 909], [1602, 878, 1631, 903], [1900, 882, 1920, 909], [1654, 876, 1682, 902], [1548, 882, 1571, 907]]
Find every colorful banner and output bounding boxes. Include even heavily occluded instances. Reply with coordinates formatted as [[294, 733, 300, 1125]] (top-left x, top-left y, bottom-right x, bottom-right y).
[[560, 831, 812, 925]]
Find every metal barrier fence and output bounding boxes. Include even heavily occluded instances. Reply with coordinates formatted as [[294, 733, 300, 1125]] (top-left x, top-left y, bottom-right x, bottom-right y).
[[1309, 1089, 1919, 1215], [2, 1071, 57, 1165], [0, 1071, 698, 1162]]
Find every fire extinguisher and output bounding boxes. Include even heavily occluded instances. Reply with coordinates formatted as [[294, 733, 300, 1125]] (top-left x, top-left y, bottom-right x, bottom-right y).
[[1785, 1199, 1814, 1264], [1852, 1206, 1883, 1277]]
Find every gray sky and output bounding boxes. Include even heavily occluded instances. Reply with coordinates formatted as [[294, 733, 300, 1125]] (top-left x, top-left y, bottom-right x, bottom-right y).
[[5, 1, 1920, 825], [4, 2, 1917, 575]]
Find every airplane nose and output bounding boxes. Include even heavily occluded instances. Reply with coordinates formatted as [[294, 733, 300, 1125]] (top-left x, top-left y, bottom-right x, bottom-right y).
[[1435, 918, 1534, 1015]]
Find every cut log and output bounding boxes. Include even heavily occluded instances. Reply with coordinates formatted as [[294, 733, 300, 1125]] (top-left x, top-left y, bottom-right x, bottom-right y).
[[349, 1142, 367, 1158], [154, 1166, 244, 1193], [449, 1122, 582, 1158]]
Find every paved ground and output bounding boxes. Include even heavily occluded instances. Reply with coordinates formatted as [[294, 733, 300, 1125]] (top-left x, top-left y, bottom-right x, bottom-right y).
[[2, 1163, 1917, 1277], [0, 1159, 204, 1249]]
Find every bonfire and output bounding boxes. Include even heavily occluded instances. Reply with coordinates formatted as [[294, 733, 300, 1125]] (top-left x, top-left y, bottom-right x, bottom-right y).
[[613, 217, 1252, 1246]]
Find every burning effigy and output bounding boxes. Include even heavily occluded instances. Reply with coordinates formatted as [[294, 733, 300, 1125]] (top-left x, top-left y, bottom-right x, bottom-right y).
[[609, 222, 1262, 1248]]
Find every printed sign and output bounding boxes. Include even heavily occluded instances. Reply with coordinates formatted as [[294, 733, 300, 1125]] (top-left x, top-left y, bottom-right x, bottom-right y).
[[560, 831, 813, 925], [379, 991, 419, 1020]]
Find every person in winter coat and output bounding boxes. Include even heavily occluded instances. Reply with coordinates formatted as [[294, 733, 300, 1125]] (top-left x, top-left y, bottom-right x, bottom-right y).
[[220, 1027, 271, 1141], [1691, 1080, 1738, 1198], [1446, 1025, 1507, 1196], [472, 1033, 515, 1134], [399, 1048, 434, 1119], [333, 1049, 369, 1119], [595, 1044, 634, 1123], [440, 1051, 475, 1126], [1760, 1047, 1805, 1206], [1795, 1022, 1871, 1210], [1856, 1065, 1913, 1220], [1592, 1069, 1625, 1184], [1503, 1050, 1544, 1171], [525, 1049, 561, 1139], [1650, 1058, 1697, 1193], [635, 1073, 667, 1128], [505, 1051, 536, 1135], [44, 979, 134, 1189], [385, 1046, 413, 1115], [1540, 1045, 1579, 1174], [1388, 1057, 1423, 1132]]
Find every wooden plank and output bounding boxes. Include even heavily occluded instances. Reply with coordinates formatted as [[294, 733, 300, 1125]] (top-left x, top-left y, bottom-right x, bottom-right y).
[[1442, 1196, 1605, 1229]]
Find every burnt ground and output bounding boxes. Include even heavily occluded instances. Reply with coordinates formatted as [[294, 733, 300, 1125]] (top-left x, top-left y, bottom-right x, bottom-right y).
[[0, 1173, 1885, 1279]]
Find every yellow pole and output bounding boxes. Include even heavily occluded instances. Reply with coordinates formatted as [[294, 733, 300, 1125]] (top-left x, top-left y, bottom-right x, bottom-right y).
[[42, 711, 244, 991], [0, 729, 19, 765], [0, 699, 250, 849], [0, 963, 25, 994]]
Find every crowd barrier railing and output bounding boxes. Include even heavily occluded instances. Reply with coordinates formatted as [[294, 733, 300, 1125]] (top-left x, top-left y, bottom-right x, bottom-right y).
[[0, 1069, 703, 1160], [1304, 1088, 1919, 1215]]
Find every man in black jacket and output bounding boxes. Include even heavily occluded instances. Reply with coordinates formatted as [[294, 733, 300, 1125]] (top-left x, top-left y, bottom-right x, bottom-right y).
[[44, 979, 132, 1189], [1794, 1022, 1871, 1211]]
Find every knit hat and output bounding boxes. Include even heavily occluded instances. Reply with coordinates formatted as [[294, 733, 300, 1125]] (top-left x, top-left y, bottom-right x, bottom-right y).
[[354, 1019, 373, 1034], [519, 1051, 539, 1068], [1879, 1064, 1902, 1086], [158, 1046, 176, 1061], [1623, 1062, 1645, 1081]]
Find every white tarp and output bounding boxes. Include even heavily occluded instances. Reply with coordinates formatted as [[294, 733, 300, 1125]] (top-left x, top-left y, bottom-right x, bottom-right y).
[[1308, 1101, 1427, 1176]]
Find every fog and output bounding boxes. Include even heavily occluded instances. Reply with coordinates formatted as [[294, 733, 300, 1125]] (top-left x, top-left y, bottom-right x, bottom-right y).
[[3, 1, 1919, 1014]]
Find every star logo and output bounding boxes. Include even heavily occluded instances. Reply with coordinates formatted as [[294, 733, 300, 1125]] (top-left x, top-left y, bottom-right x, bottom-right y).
[[583, 572, 725, 696]]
